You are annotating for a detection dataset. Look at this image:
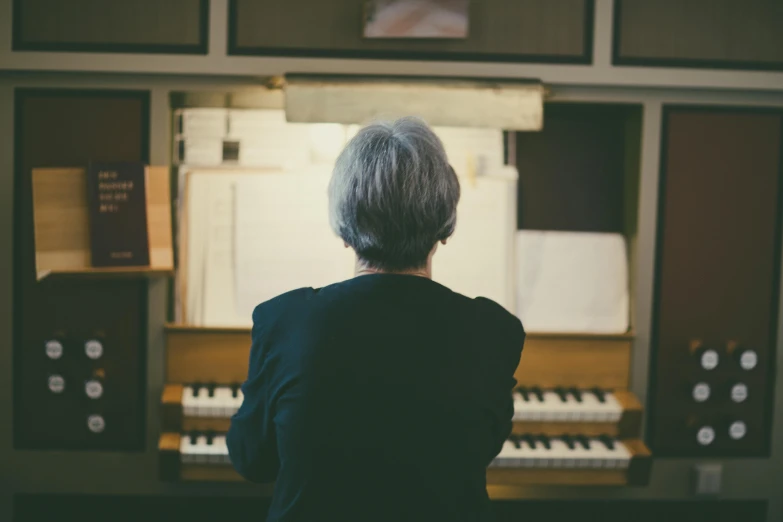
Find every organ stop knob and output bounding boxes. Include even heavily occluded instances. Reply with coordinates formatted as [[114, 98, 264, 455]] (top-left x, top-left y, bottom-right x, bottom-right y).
[[728, 421, 747, 440], [84, 339, 104, 360], [47, 374, 65, 394], [696, 425, 716, 446], [692, 382, 711, 402], [45, 339, 64, 360], [690, 340, 719, 370], [727, 341, 757, 371], [730, 383, 748, 403], [87, 414, 105, 434], [85, 379, 104, 399]]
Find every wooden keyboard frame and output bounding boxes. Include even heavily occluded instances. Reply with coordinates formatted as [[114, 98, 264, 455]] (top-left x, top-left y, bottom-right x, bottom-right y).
[[164, 325, 634, 388], [159, 432, 651, 487]]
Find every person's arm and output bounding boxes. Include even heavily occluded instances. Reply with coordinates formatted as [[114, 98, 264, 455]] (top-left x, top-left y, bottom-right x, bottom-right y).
[[477, 298, 526, 465], [226, 304, 280, 483]]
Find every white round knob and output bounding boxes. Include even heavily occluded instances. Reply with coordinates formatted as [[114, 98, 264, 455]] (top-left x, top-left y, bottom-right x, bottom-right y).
[[45, 340, 63, 360], [739, 350, 757, 371], [697, 426, 715, 446], [729, 421, 747, 440], [85, 380, 103, 399], [692, 382, 711, 402], [731, 383, 748, 403], [87, 414, 105, 434], [84, 339, 103, 360], [47, 374, 65, 394], [700, 349, 719, 370]]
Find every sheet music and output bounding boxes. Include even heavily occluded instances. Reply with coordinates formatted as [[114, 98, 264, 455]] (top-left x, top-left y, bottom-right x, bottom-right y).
[[228, 110, 312, 169], [433, 166, 518, 312], [182, 170, 258, 326], [516, 230, 629, 333], [233, 167, 356, 321]]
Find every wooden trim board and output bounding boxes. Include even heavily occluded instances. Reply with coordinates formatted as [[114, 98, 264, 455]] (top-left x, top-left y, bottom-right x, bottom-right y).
[[165, 324, 633, 388]]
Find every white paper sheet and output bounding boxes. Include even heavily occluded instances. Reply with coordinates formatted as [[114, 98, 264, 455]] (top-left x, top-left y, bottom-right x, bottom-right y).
[[233, 167, 356, 320], [227, 110, 312, 169], [515, 230, 630, 334], [433, 166, 518, 312], [177, 108, 227, 137], [178, 137, 224, 166]]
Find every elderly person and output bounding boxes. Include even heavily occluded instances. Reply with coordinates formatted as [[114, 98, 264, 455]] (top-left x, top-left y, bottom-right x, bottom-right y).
[[227, 117, 525, 522]]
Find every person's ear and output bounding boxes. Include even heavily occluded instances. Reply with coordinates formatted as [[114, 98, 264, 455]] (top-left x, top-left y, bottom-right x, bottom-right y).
[[344, 241, 350, 248], [440, 239, 448, 245]]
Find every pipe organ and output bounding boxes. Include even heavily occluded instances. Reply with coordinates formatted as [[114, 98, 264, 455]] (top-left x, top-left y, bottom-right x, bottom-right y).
[[9, 76, 782, 521]]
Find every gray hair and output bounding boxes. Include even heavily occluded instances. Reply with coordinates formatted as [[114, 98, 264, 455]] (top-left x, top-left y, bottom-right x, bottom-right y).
[[328, 117, 460, 271]]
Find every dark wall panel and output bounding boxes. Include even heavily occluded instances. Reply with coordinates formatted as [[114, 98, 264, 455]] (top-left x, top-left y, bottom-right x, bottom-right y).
[[229, 0, 593, 63], [516, 103, 640, 233], [650, 107, 782, 457], [615, 0, 783, 70], [14, 89, 150, 451], [13, 0, 209, 53]]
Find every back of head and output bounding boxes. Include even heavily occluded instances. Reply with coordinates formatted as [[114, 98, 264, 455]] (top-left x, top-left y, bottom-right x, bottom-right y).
[[328, 117, 461, 271]]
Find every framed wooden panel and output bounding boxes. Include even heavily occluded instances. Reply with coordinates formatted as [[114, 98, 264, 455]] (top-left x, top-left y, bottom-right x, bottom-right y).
[[516, 103, 642, 233], [649, 107, 783, 457], [229, 0, 593, 64], [13, 89, 151, 451], [12, 0, 209, 54], [614, 0, 783, 71]]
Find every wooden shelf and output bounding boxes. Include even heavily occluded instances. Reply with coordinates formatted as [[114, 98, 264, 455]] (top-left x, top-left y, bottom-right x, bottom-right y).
[[31, 166, 174, 281]]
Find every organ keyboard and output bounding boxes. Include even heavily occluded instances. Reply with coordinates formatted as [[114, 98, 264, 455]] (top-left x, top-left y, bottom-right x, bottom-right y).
[[158, 325, 652, 488]]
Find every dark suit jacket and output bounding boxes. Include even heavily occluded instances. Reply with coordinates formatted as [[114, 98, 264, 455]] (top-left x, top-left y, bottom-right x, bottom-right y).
[[227, 273, 525, 522]]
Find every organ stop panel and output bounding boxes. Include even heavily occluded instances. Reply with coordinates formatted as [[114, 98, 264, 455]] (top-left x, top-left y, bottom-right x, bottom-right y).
[[649, 107, 782, 457], [13, 89, 150, 451]]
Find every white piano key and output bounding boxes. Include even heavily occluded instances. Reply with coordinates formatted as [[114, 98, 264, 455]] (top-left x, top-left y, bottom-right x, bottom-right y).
[[193, 435, 209, 463], [182, 386, 198, 417], [213, 387, 234, 417], [194, 387, 211, 417], [180, 435, 196, 464]]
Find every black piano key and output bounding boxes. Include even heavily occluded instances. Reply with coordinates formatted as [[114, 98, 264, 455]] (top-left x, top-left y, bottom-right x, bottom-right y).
[[510, 435, 522, 449], [599, 435, 615, 450], [569, 387, 583, 402], [561, 434, 576, 450], [575, 435, 591, 450], [188, 431, 198, 445], [522, 434, 537, 449], [191, 382, 201, 397], [538, 435, 552, 450], [207, 382, 216, 398], [206, 431, 215, 445], [231, 383, 240, 398], [592, 387, 606, 403], [515, 387, 530, 401], [554, 387, 568, 402], [531, 386, 545, 402]]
